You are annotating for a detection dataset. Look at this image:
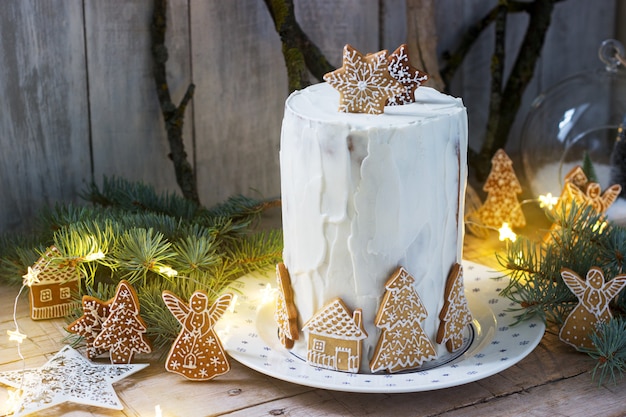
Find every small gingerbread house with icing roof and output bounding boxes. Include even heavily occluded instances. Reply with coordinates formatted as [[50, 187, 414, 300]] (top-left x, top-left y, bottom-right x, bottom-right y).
[[28, 246, 80, 320], [302, 298, 367, 373]]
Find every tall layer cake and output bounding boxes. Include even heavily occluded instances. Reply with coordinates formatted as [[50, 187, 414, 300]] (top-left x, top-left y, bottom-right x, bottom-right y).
[[278, 80, 468, 373]]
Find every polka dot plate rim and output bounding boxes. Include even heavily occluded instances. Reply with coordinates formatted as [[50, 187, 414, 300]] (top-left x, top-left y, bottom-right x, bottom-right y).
[[215, 260, 545, 393]]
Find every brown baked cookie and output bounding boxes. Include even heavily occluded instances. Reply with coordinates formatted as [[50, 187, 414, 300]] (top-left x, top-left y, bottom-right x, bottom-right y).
[[302, 298, 367, 373], [27, 246, 80, 320], [67, 295, 112, 359], [162, 290, 232, 380], [559, 267, 626, 349], [386, 44, 428, 105], [274, 262, 299, 349], [93, 280, 152, 364], [323, 44, 404, 114], [437, 263, 473, 353], [370, 266, 436, 373]]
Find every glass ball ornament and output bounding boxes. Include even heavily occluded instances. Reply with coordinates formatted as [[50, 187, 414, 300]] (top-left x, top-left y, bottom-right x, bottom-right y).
[[520, 39, 626, 197]]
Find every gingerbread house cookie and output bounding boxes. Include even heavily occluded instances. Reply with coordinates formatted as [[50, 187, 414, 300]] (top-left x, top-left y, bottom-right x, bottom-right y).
[[27, 246, 80, 320], [302, 298, 367, 373]]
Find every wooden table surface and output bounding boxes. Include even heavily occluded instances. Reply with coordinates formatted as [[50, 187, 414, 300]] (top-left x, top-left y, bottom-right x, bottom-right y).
[[1, 229, 625, 417]]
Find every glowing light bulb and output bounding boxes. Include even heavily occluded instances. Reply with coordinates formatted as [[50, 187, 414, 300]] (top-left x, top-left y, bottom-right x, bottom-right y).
[[260, 283, 275, 304], [6, 388, 23, 415], [84, 251, 105, 261], [538, 193, 558, 210], [155, 265, 178, 277], [7, 328, 27, 344], [228, 294, 238, 313], [21, 267, 40, 286], [498, 222, 517, 242]]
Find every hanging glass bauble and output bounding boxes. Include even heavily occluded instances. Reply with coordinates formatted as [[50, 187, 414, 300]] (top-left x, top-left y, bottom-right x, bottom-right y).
[[520, 39, 626, 197]]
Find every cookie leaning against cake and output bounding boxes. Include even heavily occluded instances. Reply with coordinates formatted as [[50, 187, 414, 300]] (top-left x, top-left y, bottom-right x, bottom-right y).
[[276, 44, 471, 374]]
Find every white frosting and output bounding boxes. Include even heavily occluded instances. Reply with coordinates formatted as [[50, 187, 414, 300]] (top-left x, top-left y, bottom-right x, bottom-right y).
[[279, 82, 468, 372]]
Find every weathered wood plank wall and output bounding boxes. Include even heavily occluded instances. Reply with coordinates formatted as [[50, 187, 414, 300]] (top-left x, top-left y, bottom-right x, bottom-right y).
[[0, 0, 617, 233]]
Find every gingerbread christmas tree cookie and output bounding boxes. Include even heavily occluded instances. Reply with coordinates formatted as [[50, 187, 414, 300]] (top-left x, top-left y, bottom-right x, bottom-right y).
[[92, 280, 152, 364], [386, 44, 428, 105], [475, 149, 526, 229], [162, 290, 232, 381], [323, 44, 404, 114], [274, 262, 299, 349], [437, 263, 473, 353], [370, 267, 436, 373], [559, 267, 626, 350]]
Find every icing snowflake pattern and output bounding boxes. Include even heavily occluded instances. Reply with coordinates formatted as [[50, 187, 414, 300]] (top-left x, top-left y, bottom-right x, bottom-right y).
[[323, 44, 404, 114], [0, 345, 147, 416], [67, 295, 112, 359], [386, 44, 428, 105]]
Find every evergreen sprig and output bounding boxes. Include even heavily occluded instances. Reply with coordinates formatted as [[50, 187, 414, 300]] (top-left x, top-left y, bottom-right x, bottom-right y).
[[1, 177, 282, 354], [499, 202, 626, 384], [585, 317, 626, 385]]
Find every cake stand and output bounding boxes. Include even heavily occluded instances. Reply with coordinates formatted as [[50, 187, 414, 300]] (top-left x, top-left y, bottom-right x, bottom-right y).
[[215, 261, 545, 393]]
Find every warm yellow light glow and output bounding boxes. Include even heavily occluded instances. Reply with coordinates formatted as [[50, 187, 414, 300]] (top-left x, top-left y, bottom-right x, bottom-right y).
[[538, 193, 558, 210], [6, 388, 22, 415], [228, 294, 238, 313], [592, 220, 608, 234], [84, 251, 105, 262], [7, 328, 27, 344], [260, 283, 275, 304], [155, 404, 163, 417], [499, 222, 517, 242], [21, 267, 40, 286], [155, 265, 178, 278]]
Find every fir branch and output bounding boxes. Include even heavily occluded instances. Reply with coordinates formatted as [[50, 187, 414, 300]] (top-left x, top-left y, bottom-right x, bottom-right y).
[[585, 317, 626, 385], [499, 203, 620, 325], [110, 228, 177, 285], [84, 176, 200, 219], [225, 229, 283, 274]]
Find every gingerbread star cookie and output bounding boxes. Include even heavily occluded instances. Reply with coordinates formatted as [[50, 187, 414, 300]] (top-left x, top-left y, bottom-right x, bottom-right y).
[[386, 44, 428, 105], [67, 295, 112, 359], [274, 262, 299, 349], [323, 44, 404, 114]]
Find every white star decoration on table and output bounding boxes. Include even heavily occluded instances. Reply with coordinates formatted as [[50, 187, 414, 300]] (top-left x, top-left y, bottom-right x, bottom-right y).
[[0, 345, 148, 416]]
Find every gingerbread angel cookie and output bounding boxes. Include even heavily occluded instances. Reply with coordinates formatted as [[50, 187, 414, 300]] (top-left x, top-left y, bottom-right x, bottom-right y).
[[162, 290, 233, 381], [559, 267, 626, 349]]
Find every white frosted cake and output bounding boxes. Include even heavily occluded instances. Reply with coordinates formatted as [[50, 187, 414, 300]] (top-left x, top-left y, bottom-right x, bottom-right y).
[[278, 81, 468, 373]]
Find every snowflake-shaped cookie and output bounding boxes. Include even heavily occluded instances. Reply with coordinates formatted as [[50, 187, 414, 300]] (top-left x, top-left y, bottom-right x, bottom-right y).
[[323, 44, 404, 114], [386, 44, 428, 105]]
